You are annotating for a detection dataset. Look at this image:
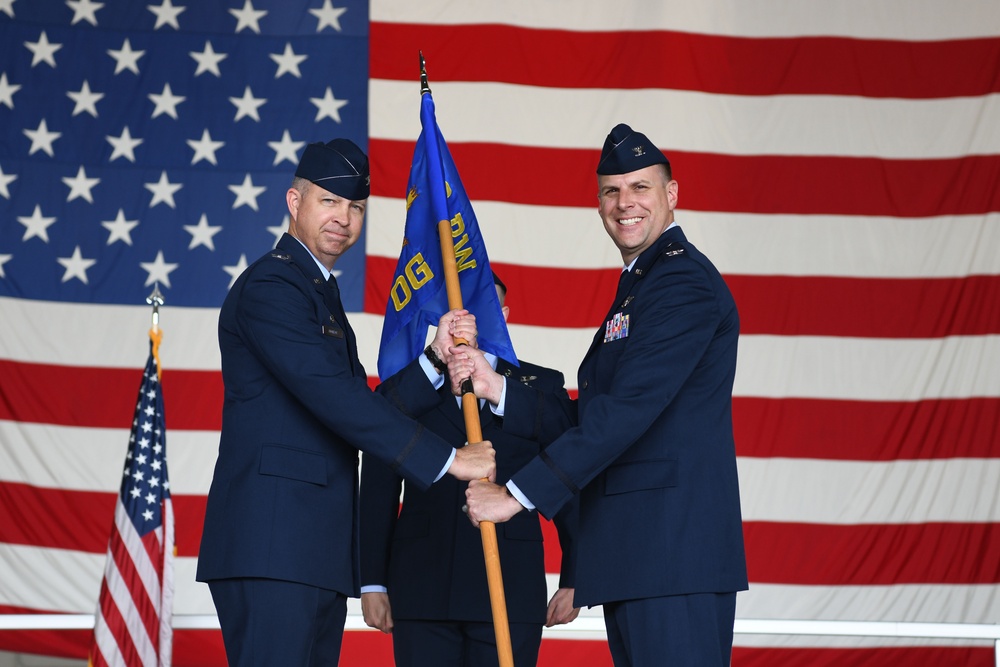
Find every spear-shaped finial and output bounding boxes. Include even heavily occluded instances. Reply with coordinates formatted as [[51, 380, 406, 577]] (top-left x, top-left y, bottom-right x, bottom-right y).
[[146, 283, 165, 332], [419, 50, 431, 95]]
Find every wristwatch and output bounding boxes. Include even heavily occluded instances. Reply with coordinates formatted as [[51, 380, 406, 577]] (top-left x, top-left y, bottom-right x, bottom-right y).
[[423, 345, 448, 375]]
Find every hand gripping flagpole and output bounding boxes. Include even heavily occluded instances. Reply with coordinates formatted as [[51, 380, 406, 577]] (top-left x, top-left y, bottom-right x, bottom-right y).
[[420, 53, 515, 667]]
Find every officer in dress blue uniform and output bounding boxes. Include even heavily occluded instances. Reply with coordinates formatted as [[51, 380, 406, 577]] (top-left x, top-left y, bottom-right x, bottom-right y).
[[457, 124, 749, 666], [359, 274, 580, 667], [196, 138, 496, 666]]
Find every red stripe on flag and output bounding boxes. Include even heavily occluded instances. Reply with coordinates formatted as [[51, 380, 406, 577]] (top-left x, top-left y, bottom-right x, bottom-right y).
[[537, 638, 613, 666], [372, 23, 1000, 98], [540, 517, 1000, 584], [95, 575, 141, 666], [0, 609, 91, 659], [744, 522, 1000, 585], [0, 611, 606, 667], [108, 526, 161, 648], [2, 364, 995, 463], [0, 608, 226, 667], [0, 360, 135, 428], [0, 622, 613, 667], [370, 138, 1000, 217], [297, 627, 614, 667], [0, 359, 222, 429], [733, 397, 1000, 460], [732, 646, 996, 667], [0, 482, 205, 556], [362, 255, 613, 327], [16, 623, 989, 667], [10, 481, 999, 585], [728, 274, 1000, 338], [365, 256, 1000, 336], [0, 482, 113, 552]]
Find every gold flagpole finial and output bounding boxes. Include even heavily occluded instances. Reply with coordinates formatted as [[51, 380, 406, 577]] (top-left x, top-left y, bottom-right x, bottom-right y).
[[146, 283, 165, 377], [419, 51, 431, 95], [146, 283, 165, 333]]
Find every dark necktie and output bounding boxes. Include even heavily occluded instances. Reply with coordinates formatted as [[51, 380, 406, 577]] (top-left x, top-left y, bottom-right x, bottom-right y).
[[614, 268, 631, 303], [325, 275, 359, 374]]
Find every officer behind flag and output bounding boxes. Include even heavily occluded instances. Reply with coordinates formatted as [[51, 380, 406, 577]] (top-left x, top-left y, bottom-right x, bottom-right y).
[[197, 138, 496, 666], [361, 273, 580, 667], [457, 124, 748, 667]]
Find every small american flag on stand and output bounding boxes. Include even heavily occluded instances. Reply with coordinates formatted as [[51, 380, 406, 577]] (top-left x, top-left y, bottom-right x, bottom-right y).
[[90, 330, 174, 667]]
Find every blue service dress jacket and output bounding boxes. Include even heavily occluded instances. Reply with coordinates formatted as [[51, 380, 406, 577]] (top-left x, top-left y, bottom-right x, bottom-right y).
[[360, 358, 578, 624], [197, 233, 454, 597], [502, 225, 749, 609]]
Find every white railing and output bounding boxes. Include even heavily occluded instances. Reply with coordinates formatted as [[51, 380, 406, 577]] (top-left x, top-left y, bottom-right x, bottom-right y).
[[1, 614, 998, 666]]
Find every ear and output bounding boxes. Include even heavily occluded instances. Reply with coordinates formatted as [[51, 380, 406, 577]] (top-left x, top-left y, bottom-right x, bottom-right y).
[[666, 179, 679, 210], [286, 187, 300, 219], [501, 305, 510, 322]]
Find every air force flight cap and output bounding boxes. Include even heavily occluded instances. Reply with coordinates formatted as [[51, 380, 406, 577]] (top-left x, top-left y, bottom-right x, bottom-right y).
[[596, 123, 669, 175], [295, 138, 371, 200]]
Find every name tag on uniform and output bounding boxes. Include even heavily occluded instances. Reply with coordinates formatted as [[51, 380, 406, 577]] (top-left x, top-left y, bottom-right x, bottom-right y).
[[322, 324, 344, 339], [604, 312, 629, 343]]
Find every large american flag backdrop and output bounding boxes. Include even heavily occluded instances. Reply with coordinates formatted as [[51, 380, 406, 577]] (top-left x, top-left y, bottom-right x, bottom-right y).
[[1, 0, 998, 665]]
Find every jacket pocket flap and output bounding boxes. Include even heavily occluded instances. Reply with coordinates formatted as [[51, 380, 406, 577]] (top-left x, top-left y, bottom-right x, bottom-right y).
[[605, 459, 678, 495], [259, 445, 327, 486]]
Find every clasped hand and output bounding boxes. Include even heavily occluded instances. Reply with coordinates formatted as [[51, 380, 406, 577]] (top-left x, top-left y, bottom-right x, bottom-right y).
[[464, 479, 524, 527], [447, 345, 504, 404], [427, 309, 477, 367]]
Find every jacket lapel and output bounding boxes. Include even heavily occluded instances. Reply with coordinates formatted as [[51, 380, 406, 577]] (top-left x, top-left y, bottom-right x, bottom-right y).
[[278, 233, 360, 375], [581, 226, 688, 364]]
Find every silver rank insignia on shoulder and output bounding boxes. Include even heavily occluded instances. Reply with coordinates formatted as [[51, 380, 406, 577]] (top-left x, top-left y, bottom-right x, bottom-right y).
[[270, 252, 291, 260], [664, 243, 685, 257], [604, 312, 630, 343]]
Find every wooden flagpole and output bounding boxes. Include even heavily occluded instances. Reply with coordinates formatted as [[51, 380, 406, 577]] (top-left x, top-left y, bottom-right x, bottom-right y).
[[422, 54, 515, 667]]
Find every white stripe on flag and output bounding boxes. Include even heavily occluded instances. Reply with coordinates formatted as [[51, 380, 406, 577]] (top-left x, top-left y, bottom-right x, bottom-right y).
[[370, 80, 1000, 158], [5, 438, 998, 525], [738, 582, 1000, 624], [101, 534, 159, 667], [0, 422, 219, 493], [367, 197, 1000, 278], [370, 0, 1000, 39], [738, 457, 1000, 524], [115, 502, 162, 608], [0, 544, 214, 615]]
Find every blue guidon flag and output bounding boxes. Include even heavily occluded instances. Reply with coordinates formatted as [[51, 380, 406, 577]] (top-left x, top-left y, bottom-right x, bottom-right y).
[[376, 88, 516, 380]]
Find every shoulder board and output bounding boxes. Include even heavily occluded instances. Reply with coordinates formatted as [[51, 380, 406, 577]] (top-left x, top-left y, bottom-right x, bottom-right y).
[[663, 242, 686, 258]]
